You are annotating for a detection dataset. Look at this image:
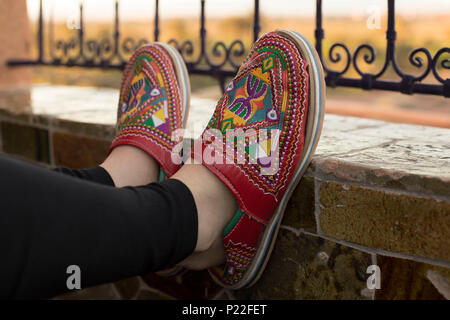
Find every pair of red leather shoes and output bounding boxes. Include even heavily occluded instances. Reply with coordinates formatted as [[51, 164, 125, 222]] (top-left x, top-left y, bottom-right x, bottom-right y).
[[109, 30, 325, 289]]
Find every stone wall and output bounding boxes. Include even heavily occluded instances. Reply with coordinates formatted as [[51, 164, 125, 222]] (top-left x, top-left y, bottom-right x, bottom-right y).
[[0, 88, 449, 300]]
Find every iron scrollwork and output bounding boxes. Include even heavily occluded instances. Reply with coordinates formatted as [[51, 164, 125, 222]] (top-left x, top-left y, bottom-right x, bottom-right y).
[[7, 0, 449, 97]]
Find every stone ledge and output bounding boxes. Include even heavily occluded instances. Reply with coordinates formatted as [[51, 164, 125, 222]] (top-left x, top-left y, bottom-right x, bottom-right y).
[[311, 115, 450, 199]]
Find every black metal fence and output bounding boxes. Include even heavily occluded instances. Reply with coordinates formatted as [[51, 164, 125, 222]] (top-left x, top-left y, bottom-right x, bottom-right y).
[[7, 0, 450, 97]]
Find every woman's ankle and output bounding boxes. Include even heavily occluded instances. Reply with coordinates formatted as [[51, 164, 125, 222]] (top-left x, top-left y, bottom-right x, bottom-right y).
[[172, 158, 237, 253], [101, 145, 159, 187]]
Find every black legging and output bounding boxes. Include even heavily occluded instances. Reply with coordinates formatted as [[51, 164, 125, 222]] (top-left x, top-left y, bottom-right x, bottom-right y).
[[0, 155, 198, 299]]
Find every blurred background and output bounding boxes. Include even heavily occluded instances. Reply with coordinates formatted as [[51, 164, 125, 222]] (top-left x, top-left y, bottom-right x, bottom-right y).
[[27, 0, 450, 127]]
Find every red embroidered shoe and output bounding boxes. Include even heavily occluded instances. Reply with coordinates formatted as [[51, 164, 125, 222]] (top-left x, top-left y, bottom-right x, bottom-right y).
[[109, 43, 190, 178], [193, 30, 325, 289]]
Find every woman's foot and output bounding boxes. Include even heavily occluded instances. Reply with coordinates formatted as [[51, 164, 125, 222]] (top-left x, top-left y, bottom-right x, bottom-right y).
[[179, 233, 227, 271], [104, 42, 190, 186], [180, 30, 325, 289]]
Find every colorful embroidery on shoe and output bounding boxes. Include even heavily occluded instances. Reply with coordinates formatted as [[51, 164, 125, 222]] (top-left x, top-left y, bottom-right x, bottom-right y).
[[199, 32, 310, 286], [204, 33, 308, 196], [115, 45, 183, 153], [110, 44, 186, 176]]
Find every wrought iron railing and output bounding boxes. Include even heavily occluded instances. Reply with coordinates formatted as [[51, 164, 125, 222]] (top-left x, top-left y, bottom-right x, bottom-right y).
[[7, 0, 450, 97]]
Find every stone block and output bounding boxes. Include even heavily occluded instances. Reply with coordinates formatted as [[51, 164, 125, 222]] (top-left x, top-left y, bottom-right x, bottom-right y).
[[1, 121, 50, 163], [234, 231, 372, 299], [319, 181, 450, 262], [375, 255, 450, 300], [52, 131, 111, 168], [282, 176, 316, 232]]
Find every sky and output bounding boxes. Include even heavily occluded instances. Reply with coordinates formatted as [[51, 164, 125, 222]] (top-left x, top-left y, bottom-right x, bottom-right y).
[[27, 0, 450, 22]]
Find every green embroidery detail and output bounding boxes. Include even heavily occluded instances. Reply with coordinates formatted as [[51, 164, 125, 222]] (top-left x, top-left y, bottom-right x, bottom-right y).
[[250, 74, 256, 87], [261, 54, 276, 73], [257, 78, 264, 91], [248, 144, 257, 163], [159, 169, 166, 182], [221, 118, 234, 132], [142, 117, 155, 128], [258, 48, 287, 70], [230, 101, 241, 113], [223, 208, 244, 236], [135, 63, 143, 75], [134, 56, 151, 75], [238, 107, 248, 119]]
